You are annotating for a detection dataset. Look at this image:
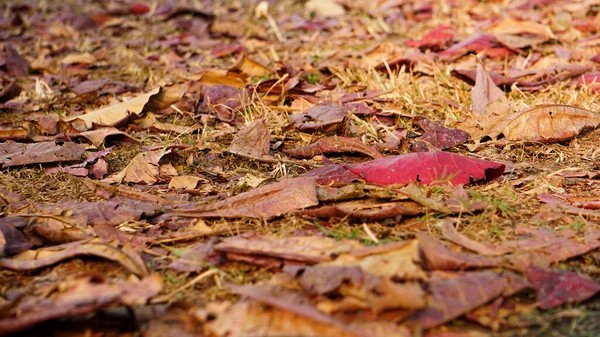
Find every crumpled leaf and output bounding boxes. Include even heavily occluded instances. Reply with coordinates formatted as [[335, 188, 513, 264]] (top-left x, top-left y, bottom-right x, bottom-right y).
[[0, 274, 162, 335], [284, 136, 382, 159], [64, 84, 186, 129], [171, 177, 319, 220], [408, 271, 506, 329], [0, 239, 148, 276], [412, 117, 469, 151], [228, 118, 271, 159], [289, 104, 349, 133], [79, 127, 138, 146], [526, 266, 600, 309], [0, 140, 85, 168], [103, 149, 169, 185]]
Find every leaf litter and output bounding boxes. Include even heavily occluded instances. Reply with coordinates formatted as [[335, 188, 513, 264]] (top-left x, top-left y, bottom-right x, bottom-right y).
[[2, 0, 600, 336]]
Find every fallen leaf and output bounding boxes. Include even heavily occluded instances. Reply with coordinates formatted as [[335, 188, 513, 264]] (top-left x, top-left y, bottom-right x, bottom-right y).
[[439, 34, 515, 61], [0, 274, 162, 335], [201, 84, 244, 122], [103, 149, 169, 185], [408, 271, 506, 328], [79, 127, 138, 146], [230, 54, 273, 77], [0, 80, 22, 103], [4, 43, 29, 77], [205, 299, 362, 337], [300, 199, 423, 220], [526, 266, 600, 309], [171, 177, 319, 219], [0, 222, 32, 257], [135, 112, 198, 134], [64, 84, 186, 128], [0, 140, 85, 168], [0, 239, 148, 276], [168, 175, 203, 190], [406, 25, 456, 51], [470, 60, 512, 118], [228, 118, 271, 159], [349, 151, 505, 186], [289, 104, 350, 133], [500, 105, 600, 143], [440, 220, 511, 256], [412, 117, 469, 151], [417, 232, 503, 270], [214, 234, 360, 263], [284, 136, 382, 159]]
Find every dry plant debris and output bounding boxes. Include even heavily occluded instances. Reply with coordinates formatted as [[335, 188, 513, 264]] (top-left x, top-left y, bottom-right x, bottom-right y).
[[2, 0, 600, 336]]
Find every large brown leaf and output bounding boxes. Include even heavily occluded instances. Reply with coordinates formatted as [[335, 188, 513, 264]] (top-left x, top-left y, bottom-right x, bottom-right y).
[[408, 271, 506, 329], [0, 239, 148, 276], [0, 141, 85, 168], [64, 84, 186, 129], [500, 105, 600, 143], [171, 177, 319, 219], [0, 274, 162, 335], [214, 234, 360, 263], [228, 118, 271, 159]]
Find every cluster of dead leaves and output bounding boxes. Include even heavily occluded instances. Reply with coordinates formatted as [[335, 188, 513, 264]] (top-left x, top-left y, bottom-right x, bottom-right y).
[[2, 0, 600, 336]]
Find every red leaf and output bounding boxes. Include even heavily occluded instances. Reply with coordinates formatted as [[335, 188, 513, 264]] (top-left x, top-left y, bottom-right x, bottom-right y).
[[526, 266, 600, 309], [130, 3, 150, 15], [438, 34, 515, 61], [406, 25, 456, 51], [350, 151, 505, 186]]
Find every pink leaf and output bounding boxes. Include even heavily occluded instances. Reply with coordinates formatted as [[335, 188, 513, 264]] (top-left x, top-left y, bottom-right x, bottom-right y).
[[526, 266, 600, 309]]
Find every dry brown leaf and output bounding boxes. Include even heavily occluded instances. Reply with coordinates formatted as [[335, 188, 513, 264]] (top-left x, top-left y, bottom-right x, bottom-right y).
[[0, 141, 86, 168], [172, 177, 319, 219], [228, 118, 271, 159], [188, 69, 246, 88], [214, 234, 360, 263], [231, 53, 274, 77], [501, 105, 600, 143], [79, 127, 138, 146], [103, 149, 169, 185], [168, 175, 203, 190], [64, 84, 186, 129], [0, 239, 148, 276], [135, 112, 199, 134]]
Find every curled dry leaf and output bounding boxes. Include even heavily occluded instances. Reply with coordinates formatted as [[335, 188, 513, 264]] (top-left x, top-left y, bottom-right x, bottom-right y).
[[228, 118, 271, 159], [289, 104, 349, 133], [103, 149, 169, 185], [64, 84, 187, 129], [412, 117, 469, 151], [299, 199, 423, 220], [0, 239, 148, 276], [0, 140, 86, 168], [283, 136, 383, 159], [0, 80, 22, 103], [0, 222, 32, 257], [0, 274, 162, 335], [230, 53, 273, 77]]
